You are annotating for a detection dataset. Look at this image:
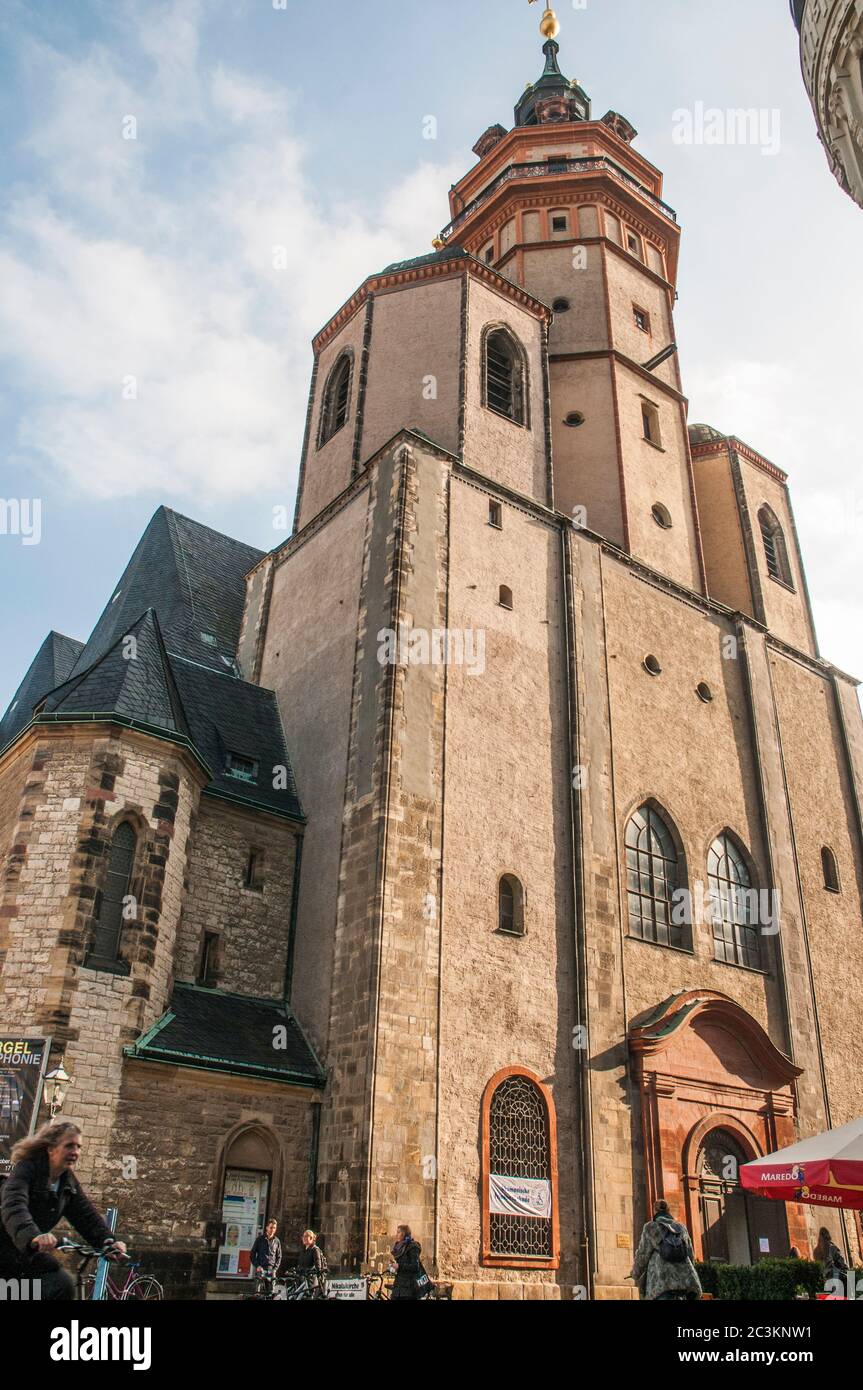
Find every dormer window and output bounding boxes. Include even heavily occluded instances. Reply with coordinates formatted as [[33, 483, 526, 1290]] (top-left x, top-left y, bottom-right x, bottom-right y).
[[225, 751, 258, 784]]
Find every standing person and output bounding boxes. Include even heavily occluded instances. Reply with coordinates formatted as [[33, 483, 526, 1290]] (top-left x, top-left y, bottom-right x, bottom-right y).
[[0, 1121, 127, 1300], [630, 1200, 702, 1302], [814, 1226, 848, 1292], [298, 1229, 327, 1297], [250, 1219, 282, 1283], [389, 1224, 433, 1301]]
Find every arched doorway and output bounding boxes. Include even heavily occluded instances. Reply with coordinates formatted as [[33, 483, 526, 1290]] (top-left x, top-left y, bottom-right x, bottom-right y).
[[696, 1127, 790, 1265]]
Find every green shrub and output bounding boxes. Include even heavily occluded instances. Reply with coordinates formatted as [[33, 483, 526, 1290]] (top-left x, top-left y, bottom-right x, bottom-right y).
[[695, 1258, 822, 1300]]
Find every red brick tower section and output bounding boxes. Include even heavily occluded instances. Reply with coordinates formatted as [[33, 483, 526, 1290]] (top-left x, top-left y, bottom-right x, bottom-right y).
[[437, 39, 707, 597]]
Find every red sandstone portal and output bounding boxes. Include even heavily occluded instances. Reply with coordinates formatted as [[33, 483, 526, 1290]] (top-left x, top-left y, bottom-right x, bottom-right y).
[[630, 991, 809, 1262]]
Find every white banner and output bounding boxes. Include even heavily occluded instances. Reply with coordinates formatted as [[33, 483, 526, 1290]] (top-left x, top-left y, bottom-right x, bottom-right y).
[[490, 1174, 552, 1219]]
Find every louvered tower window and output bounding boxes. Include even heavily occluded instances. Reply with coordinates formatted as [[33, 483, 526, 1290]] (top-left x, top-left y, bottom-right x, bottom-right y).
[[318, 354, 352, 447], [91, 822, 136, 963], [758, 506, 793, 586], [485, 329, 526, 425]]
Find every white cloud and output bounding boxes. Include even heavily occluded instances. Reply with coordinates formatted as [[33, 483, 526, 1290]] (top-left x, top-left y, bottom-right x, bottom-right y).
[[0, 1, 460, 501]]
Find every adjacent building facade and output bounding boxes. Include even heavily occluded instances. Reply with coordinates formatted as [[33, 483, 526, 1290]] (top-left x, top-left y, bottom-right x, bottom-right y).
[[2, 35, 862, 1298], [793, 0, 863, 208]]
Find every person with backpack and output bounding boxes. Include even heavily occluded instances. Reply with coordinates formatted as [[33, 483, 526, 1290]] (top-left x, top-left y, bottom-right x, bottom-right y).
[[389, 1224, 434, 1301], [814, 1226, 848, 1293], [298, 1229, 327, 1297], [630, 1199, 702, 1301]]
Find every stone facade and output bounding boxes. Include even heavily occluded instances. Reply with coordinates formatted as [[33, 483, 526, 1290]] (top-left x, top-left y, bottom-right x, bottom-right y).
[[795, 0, 863, 210]]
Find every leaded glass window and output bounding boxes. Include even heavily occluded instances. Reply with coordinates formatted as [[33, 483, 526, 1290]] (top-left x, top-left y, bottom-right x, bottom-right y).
[[758, 506, 793, 587], [625, 805, 686, 949], [91, 821, 136, 962], [488, 1075, 552, 1259], [708, 833, 761, 969]]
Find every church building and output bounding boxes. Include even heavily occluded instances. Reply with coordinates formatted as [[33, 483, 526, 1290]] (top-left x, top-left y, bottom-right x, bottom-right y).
[[2, 16, 862, 1299]]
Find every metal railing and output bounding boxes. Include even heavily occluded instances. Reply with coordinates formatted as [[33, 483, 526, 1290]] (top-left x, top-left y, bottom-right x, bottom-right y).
[[439, 156, 678, 243]]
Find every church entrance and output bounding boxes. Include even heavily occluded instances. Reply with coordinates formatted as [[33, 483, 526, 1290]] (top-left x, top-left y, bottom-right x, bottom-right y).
[[697, 1127, 790, 1265]]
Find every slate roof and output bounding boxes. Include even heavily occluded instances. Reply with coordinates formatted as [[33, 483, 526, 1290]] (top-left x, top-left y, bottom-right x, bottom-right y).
[[382, 245, 468, 275], [126, 983, 325, 1087], [0, 632, 84, 749], [40, 610, 191, 738], [69, 507, 264, 679]]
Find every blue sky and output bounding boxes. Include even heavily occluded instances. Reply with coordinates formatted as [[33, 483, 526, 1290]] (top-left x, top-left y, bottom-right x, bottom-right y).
[[1, 0, 861, 713]]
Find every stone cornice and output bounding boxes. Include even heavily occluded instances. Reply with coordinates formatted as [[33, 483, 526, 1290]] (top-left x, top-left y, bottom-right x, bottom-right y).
[[311, 256, 550, 355], [690, 435, 788, 485]]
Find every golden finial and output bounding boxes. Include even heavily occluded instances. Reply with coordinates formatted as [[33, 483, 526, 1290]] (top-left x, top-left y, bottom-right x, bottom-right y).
[[529, 2, 561, 41], [431, 236, 445, 250]]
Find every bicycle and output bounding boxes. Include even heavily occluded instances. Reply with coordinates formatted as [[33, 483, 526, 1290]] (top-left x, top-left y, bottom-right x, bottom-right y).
[[245, 1271, 288, 1301], [56, 1241, 160, 1301], [365, 1271, 393, 1301]]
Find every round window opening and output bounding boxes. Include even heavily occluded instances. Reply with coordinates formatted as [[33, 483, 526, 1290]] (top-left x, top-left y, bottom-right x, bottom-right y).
[[643, 654, 662, 677], [565, 411, 585, 428], [553, 297, 571, 313], [697, 682, 714, 703], [652, 502, 672, 529]]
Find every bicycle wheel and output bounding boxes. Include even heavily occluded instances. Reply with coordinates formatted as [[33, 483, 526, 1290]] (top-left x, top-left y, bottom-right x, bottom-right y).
[[122, 1275, 163, 1301]]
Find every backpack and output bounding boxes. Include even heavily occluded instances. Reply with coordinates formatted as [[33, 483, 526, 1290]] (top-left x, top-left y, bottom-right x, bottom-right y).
[[657, 1221, 688, 1265]]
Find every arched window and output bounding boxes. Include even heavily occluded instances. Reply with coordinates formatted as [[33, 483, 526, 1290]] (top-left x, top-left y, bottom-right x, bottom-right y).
[[625, 804, 687, 949], [498, 584, 513, 610], [498, 875, 525, 935], [708, 833, 761, 969], [821, 846, 841, 893], [697, 1128, 789, 1265], [90, 821, 137, 964], [758, 505, 793, 587], [482, 1070, 558, 1266], [484, 328, 526, 425], [318, 353, 352, 447]]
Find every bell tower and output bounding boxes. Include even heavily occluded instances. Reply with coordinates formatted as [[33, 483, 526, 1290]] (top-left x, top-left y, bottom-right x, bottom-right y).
[[436, 12, 707, 595]]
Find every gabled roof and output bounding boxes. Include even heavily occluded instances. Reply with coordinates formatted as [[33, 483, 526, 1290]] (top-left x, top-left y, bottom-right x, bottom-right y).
[[0, 631, 84, 749], [125, 983, 325, 1087], [40, 610, 191, 738], [70, 507, 263, 679]]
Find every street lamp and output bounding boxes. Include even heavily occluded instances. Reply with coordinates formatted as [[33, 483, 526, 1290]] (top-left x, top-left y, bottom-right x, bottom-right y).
[[44, 1059, 72, 1120]]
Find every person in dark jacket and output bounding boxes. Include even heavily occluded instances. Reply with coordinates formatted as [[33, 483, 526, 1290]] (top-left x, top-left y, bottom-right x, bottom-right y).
[[389, 1224, 431, 1301], [814, 1226, 848, 1293], [630, 1200, 702, 1302], [250, 1220, 282, 1281], [298, 1229, 327, 1297], [0, 1121, 126, 1300]]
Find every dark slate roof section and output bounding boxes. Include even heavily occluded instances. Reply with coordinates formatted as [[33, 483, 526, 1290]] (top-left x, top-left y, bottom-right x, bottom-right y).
[[0, 632, 85, 749], [70, 508, 264, 679], [40, 610, 192, 738], [382, 245, 468, 275], [126, 984, 325, 1087], [170, 657, 304, 821]]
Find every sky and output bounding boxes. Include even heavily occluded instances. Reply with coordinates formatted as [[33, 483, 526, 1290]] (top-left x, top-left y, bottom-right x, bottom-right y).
[[0, 0, 861, 713]]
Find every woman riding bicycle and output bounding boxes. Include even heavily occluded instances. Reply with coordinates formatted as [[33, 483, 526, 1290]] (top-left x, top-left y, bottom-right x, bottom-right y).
[[0, 1121, 126, 1300]]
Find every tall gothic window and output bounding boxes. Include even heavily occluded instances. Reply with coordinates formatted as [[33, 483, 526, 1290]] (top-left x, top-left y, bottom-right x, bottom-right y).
[[483, 1071, 557, 1264], [708, 833, 761, 969], [625, 804, 687, 949], [90, 821, 137, 964], [318, 353, 352, 447], [758, 505, 793, 587], [484, 328, 526, 425]]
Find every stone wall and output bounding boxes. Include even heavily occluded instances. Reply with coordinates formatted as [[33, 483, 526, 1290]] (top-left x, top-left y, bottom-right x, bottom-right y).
[[175, 797, 299, 1000]]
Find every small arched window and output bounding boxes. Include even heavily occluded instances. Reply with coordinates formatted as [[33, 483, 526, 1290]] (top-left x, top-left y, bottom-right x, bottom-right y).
[[708, 833, 761, 969], [758, 505, 793, 587], [821, 846, 841, 893], [484, 328, 526, 425], [90, 821, 137, 965], [625, 804, 687, 949], [318, 353, 352, 448], [482, 1070, 558, 1266], [499, 585, 513, 610], [498, 875, 525, 935]]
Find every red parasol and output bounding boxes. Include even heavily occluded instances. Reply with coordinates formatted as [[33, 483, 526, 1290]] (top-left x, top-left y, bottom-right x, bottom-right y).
[[740, 1116, 863, 1210]]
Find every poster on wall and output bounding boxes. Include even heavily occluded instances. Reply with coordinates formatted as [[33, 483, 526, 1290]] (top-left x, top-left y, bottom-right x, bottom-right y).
[[489, 1174, 552, 1220], [0, 1037, 51, 1177], [217, 1169, 269, 1279]]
